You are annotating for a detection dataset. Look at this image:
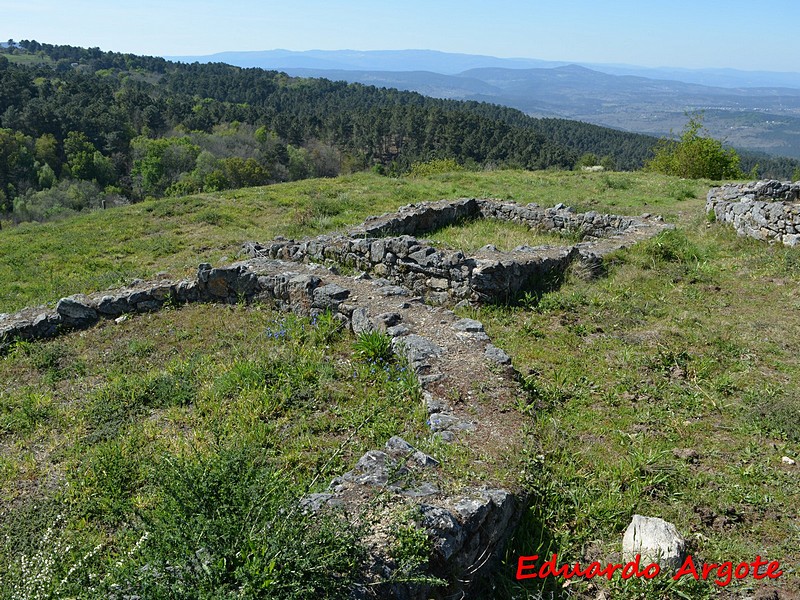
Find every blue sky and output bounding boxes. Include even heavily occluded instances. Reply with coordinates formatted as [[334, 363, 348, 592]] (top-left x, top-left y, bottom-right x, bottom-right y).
[[3, 0, 799, 72]]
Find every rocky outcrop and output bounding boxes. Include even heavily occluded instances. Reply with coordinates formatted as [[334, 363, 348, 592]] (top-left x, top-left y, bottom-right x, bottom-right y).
[[706, 180, 800, 246]]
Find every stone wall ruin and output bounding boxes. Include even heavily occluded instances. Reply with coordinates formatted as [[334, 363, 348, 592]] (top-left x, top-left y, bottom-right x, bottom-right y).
[[243, 197, 671, 305], [1, 197, 671, 349], [706, 180, 800, 247], [0, 196, 672, 598]]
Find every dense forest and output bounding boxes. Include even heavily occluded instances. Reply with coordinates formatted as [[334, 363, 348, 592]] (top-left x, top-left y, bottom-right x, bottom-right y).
[[1, 40, 798, 223]]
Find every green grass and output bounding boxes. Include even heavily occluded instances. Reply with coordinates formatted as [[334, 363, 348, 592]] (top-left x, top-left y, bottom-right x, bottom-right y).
[[465, 220, 800, 598], [425, 218, 583, 253], [0, 304, 429, 598], [1, 169, 797, 599]]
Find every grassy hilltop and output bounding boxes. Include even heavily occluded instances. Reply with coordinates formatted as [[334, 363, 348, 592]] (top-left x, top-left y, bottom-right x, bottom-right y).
[[0, 170, 798, 599], [1, 170, 702, 312]]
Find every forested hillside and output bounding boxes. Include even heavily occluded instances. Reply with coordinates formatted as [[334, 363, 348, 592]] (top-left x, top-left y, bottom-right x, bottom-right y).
[[0, 41, 796, 223]]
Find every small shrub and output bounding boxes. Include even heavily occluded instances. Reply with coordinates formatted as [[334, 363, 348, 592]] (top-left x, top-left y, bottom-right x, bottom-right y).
[[68, 435, 147, 524], [645, 114, 743, 180]]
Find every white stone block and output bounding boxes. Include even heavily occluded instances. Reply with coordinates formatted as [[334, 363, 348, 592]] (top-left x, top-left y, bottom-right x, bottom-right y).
[[622, 515, 685, 571]]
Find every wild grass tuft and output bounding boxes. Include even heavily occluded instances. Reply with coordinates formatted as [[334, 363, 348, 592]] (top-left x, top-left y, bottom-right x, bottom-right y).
[[352, 330, 393, 364]]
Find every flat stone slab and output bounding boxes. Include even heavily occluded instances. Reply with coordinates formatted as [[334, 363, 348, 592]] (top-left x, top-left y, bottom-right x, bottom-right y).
[[453, 318, 484, 333]]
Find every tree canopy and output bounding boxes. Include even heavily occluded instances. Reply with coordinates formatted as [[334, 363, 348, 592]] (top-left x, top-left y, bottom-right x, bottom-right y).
[[1, 42, 798, 223]]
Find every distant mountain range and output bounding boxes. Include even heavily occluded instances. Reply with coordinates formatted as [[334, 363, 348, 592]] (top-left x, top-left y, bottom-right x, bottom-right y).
[[167, 49, 565, 76], [166, 49, 800, 159], [166, 49, 800, 88]]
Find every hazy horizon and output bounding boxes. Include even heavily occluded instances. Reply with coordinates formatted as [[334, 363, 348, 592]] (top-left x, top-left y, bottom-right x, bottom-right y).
[[164, 48, 800, 78], [4, 0, 800, 73]]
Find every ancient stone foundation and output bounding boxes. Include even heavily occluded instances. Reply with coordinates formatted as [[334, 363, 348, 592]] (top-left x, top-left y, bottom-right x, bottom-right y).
[[0, 197, 671, 598], [1, 198, 670, 348], [706, 180, 800, 247], [244, 197, 671, 305]]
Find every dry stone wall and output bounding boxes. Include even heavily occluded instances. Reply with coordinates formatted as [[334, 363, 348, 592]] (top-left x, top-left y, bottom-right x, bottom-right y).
[[0, 197, 667, 352], [244, 198, 671, 305], [706, 180, 800, 246]]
